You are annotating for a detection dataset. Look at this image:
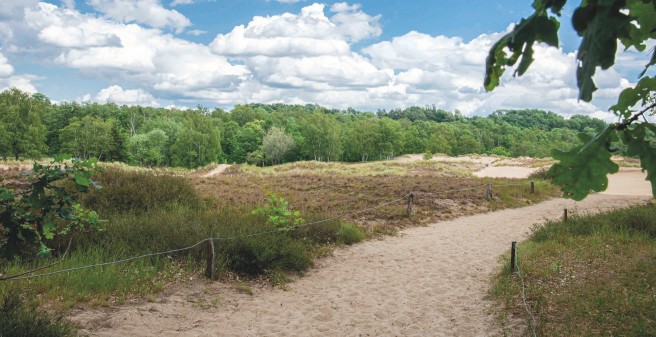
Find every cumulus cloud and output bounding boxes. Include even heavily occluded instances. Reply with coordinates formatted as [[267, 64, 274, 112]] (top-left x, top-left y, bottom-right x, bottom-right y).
[[88, 85, 160, 106], [360, 30, 634, 116], [170, 0, 195, 6], [210, 3, 380, 56], [0, 51, 38, 93], [19, 2, 249, 99], [208, 3, 387, 100], [87, 0, 191, 33]]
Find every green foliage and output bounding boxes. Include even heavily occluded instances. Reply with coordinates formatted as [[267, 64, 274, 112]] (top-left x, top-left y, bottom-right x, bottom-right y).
[[0, 88, 48, 160], [0, 293, 76, 337], [0, 156, 101, 259], [80, 167, 202, 214], [170, 112, 222, 168], [422, 151, 433, 160], [59, 116, 116, 160], [488, 146, 511, 157], [262, 127, 295, 165], [127, 129, 168, 167], [225, 235, 311, 275], [547, 126, 619, 200], [336, 223, 365, 245], [251, 192, 304, 232], [487, 0, 656, 198]]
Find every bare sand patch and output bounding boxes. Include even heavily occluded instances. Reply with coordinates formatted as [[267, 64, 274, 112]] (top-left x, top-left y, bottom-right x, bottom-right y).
[[603, 167, 652, 196], [201, 164, 231, 177]]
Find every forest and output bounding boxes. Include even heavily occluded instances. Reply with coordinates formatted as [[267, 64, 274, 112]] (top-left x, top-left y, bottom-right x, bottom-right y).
[[0, 87, 610, 168]]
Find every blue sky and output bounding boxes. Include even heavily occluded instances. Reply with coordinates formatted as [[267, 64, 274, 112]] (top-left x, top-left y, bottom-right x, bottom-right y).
[[0, 0, 647, 119]]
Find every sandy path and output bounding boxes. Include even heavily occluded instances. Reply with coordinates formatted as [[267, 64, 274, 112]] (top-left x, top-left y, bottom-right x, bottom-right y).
[[72, 190, 651, 336], [202, 164, 231, 177]]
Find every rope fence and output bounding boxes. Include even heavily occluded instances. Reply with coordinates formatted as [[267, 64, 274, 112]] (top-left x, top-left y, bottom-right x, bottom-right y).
[[513, 244, 538, 337], [0, 181, 541, 282]]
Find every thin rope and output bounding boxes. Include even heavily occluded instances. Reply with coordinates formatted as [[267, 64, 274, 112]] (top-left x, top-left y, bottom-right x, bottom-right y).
[[515, 246, 538, 337]]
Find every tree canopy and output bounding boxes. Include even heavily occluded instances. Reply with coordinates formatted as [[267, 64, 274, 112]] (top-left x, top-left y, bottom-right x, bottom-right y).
[[485, 0, 656, 199]]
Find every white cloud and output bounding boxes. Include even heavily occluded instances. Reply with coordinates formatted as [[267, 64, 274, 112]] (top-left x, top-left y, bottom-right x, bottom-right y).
[[187, 29, 207, 36], [92, 85, 159, 106], [87, 0, 191, 33], [0, 0, 38, 19], [170, 0, 195, 6], [210, 3, 380, 57], [0, 53, 15, 78], [20, 2, 249, 97], [0, 50, 38, 93]]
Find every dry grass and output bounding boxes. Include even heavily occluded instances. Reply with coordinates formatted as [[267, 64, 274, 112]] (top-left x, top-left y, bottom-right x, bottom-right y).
[[190, 160, 560, 233]]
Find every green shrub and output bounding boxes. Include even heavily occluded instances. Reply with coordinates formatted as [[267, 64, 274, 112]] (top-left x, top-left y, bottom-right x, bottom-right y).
[[0, 293, 76, 337], [223, 234, 311, 275], [336, 223, 365, 245], [423, 151, 433, 160], [488, 146, 511, 157], [80, 168, 202, 213]]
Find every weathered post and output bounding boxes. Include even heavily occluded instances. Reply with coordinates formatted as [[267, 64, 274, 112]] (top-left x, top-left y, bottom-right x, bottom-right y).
[[486, 183, 493, 201], [205, 239, 216, 280], [510, 241, 517, 273], [563, 208, 568, 222], [530, 181, 535, 194], [406, 192, 414, 217]]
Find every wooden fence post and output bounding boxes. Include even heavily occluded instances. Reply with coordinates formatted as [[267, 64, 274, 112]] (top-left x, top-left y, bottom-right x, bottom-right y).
[[563, 208, 568, 222], [486, 183, 493, 201], [406, 192, 414, 217], [510, 241, 517, 273], [205, 239, 215, 280], [530, 181, 535, 194]]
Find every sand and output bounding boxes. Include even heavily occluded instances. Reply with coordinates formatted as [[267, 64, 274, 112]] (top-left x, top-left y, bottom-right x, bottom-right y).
[[202, 164, 231, 177], [71, 168, 653, 337]]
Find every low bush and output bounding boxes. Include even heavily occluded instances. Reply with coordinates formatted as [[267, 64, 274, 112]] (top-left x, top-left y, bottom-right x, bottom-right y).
[[80, 168, 203, 214], [0, 292, 76, 337], [223, 234, 312, 275], [336, 223, 365, 245]]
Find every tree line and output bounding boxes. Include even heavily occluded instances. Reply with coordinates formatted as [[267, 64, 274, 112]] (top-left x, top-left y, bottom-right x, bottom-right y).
[[0, 88, 613, 168]]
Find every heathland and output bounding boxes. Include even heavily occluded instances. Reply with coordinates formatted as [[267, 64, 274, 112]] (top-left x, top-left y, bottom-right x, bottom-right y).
[[1, 154, 653, 336]]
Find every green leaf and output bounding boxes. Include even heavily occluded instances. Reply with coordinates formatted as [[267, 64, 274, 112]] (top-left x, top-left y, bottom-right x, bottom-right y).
[[0, 188, 15, 202], [622, 125, 656, 196], [484, 11, 560, 91], [547, 126, 619, 200], [53, 153, 71, 162], [74, 174, 90, 187], [574, 2, 632, 102], [43, 221, 56, 240], [610, 76, 656, 119]]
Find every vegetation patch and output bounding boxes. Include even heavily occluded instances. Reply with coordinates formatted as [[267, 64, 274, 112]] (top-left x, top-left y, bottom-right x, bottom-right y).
[[490, 203, 656, 336]]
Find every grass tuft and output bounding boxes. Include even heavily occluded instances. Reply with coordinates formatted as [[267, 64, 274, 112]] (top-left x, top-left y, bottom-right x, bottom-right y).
[[0, 292, 76, 337]]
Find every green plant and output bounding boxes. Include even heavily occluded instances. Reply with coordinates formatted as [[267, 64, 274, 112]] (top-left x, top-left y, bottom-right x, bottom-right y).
[[423, 151, 433, 160], [336, 223, 365, 245], [0, 155, 101, 259], [251, 192, 304, 232], [0, 292, 76, 337]]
